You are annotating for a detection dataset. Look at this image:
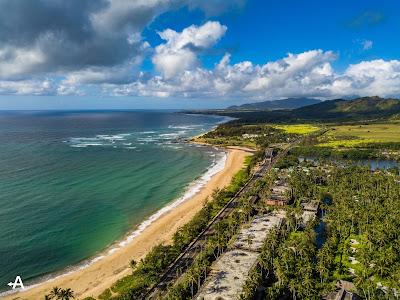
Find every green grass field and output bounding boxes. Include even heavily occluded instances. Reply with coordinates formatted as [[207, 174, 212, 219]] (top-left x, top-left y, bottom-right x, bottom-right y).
[[193, 136, 256, 148], [273, 124, 320, 135], [318, 123, 400, 148]]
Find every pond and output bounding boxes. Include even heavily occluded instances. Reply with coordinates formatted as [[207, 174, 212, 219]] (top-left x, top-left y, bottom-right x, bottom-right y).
[[354, 159, 398, 170], [299, 157, 399, 171]]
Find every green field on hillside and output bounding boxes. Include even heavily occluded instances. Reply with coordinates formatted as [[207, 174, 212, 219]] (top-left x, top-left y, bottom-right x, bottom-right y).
[[273, 124, 320, 135], [318, 123, 400, 148]]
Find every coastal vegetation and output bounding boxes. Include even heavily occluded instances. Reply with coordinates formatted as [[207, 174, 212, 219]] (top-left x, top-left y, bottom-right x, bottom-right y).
[[165, 203, 253, 299], [45, 287, 75, 300], [238, 161, 400, 299], [194, 123, 301, 148], [97, 155, 258, 299], [43, 97, 400, 299], [238, 165, 327, 299], [163, 171, 276, 299], [320, 166, 400, 298]]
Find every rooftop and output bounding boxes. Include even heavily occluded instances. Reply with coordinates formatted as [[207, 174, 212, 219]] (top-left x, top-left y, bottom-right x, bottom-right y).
[[302, 210, 316, 224], [196, 249, 259, 300], [232, 214, 283, 252], [302, 200, 319, 212], [196, 212, 285, 300]]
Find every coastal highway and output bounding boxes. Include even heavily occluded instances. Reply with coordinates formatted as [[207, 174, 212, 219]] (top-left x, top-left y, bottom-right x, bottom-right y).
[[144, 148, 282, 300]]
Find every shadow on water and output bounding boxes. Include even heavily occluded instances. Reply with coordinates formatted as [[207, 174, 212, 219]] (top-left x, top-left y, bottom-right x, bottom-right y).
[[315, 195, 332, 249], [299, 156, 399, 173], [353, 159, 398, 171]]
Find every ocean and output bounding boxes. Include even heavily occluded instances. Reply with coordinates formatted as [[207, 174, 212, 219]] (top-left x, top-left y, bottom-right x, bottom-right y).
[[0, 110, 228, 291]]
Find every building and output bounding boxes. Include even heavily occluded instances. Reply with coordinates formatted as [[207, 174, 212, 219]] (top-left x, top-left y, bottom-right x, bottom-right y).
[[301, 200, 319, 225], [248, 194, 259, 205], [232, 214, 283, 252], [265, 178, 291, 206], [302, 200, 319, 213], [196, 212, 285, 300], [264, 148, 275, 163], [265, 197, 288, 206], [324, 280, 361, 300], [196, 249, 259, 300]]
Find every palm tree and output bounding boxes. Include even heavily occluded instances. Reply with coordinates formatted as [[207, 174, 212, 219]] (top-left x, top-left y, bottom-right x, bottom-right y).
[[59, 288, 75, 300], [48, 287, 61, 299], [186, 270, 197, 297], [46, 287, 75, 300]]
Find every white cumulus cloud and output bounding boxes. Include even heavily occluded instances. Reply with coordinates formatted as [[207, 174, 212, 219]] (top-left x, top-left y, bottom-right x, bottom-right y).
[[2, 6, 400, 102], [152, 21, 227, 78], [106, 48, 400, 100], [0, 79, 55, 95]]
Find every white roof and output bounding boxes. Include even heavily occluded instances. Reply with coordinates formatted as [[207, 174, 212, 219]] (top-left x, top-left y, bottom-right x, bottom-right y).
[[196, 249, 258, 300], [232, 214, 283, 251]]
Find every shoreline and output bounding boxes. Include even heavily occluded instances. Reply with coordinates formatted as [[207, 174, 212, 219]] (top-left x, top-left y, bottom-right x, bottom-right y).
[[2, 146, 252, 300], [0, 146, 227, 297]]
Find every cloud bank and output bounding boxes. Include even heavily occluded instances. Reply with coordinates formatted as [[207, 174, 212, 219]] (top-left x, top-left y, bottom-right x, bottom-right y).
[[110, 48, 400, 100], [0, 1, 400, 100]]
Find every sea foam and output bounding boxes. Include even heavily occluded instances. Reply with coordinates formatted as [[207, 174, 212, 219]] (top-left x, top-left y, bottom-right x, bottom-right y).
[[1, 147, 227, 296], [113, 149, 226, 248]]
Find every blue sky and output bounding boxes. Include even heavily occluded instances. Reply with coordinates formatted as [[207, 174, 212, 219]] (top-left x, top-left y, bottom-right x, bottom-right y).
[[0, 0, 399, 109], [148, 0, 397, 67]]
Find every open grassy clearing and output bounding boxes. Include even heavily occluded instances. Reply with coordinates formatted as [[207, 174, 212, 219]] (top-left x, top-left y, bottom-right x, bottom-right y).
[[318, 123, 400, 148], [273, 124, 320, 135]]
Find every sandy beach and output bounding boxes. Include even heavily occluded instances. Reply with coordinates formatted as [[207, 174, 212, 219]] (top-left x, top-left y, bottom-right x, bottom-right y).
[[3, 147, 252, 300]]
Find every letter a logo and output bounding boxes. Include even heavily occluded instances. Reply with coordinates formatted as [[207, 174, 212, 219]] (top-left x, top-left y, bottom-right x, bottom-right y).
[[7, 276, 24, 289]]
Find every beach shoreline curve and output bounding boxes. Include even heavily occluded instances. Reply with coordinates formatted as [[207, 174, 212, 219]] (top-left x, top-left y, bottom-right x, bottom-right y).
[[2, 146, 252, 300]]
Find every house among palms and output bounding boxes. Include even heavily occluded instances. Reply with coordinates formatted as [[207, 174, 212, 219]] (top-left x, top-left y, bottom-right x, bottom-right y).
[[324, 280, 361, 300], [265, 177, 291, 206], [196, 212, 285, 300], [301, 200, 319, 225], [302, 200, 319, 213]]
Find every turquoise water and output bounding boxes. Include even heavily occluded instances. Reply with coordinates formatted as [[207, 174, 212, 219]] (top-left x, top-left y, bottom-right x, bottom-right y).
[[0, 110, 228, 290]]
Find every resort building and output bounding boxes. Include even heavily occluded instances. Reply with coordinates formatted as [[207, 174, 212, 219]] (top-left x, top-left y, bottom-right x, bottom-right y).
[[265, 197, 288, 206], [302, 200, 319, 213], [324, 280, 361, 300], [196, 249, 259, 300], [242, 133, 259, 139], [232, 214, 283, 252], [301, 200, 319, 224], [196, 212, 285, 300], [265, 177, 291, 206]]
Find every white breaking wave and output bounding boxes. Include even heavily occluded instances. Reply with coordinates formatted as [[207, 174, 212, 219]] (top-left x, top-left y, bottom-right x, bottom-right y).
[[1, 148, 227, 296], [115, 149, 226, 248]]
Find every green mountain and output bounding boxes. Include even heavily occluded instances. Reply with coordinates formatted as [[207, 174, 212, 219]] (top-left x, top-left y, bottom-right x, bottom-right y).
[[193, 96, 400, 123], [295, 96, 400, 119], [228, 98, 322, 110]]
